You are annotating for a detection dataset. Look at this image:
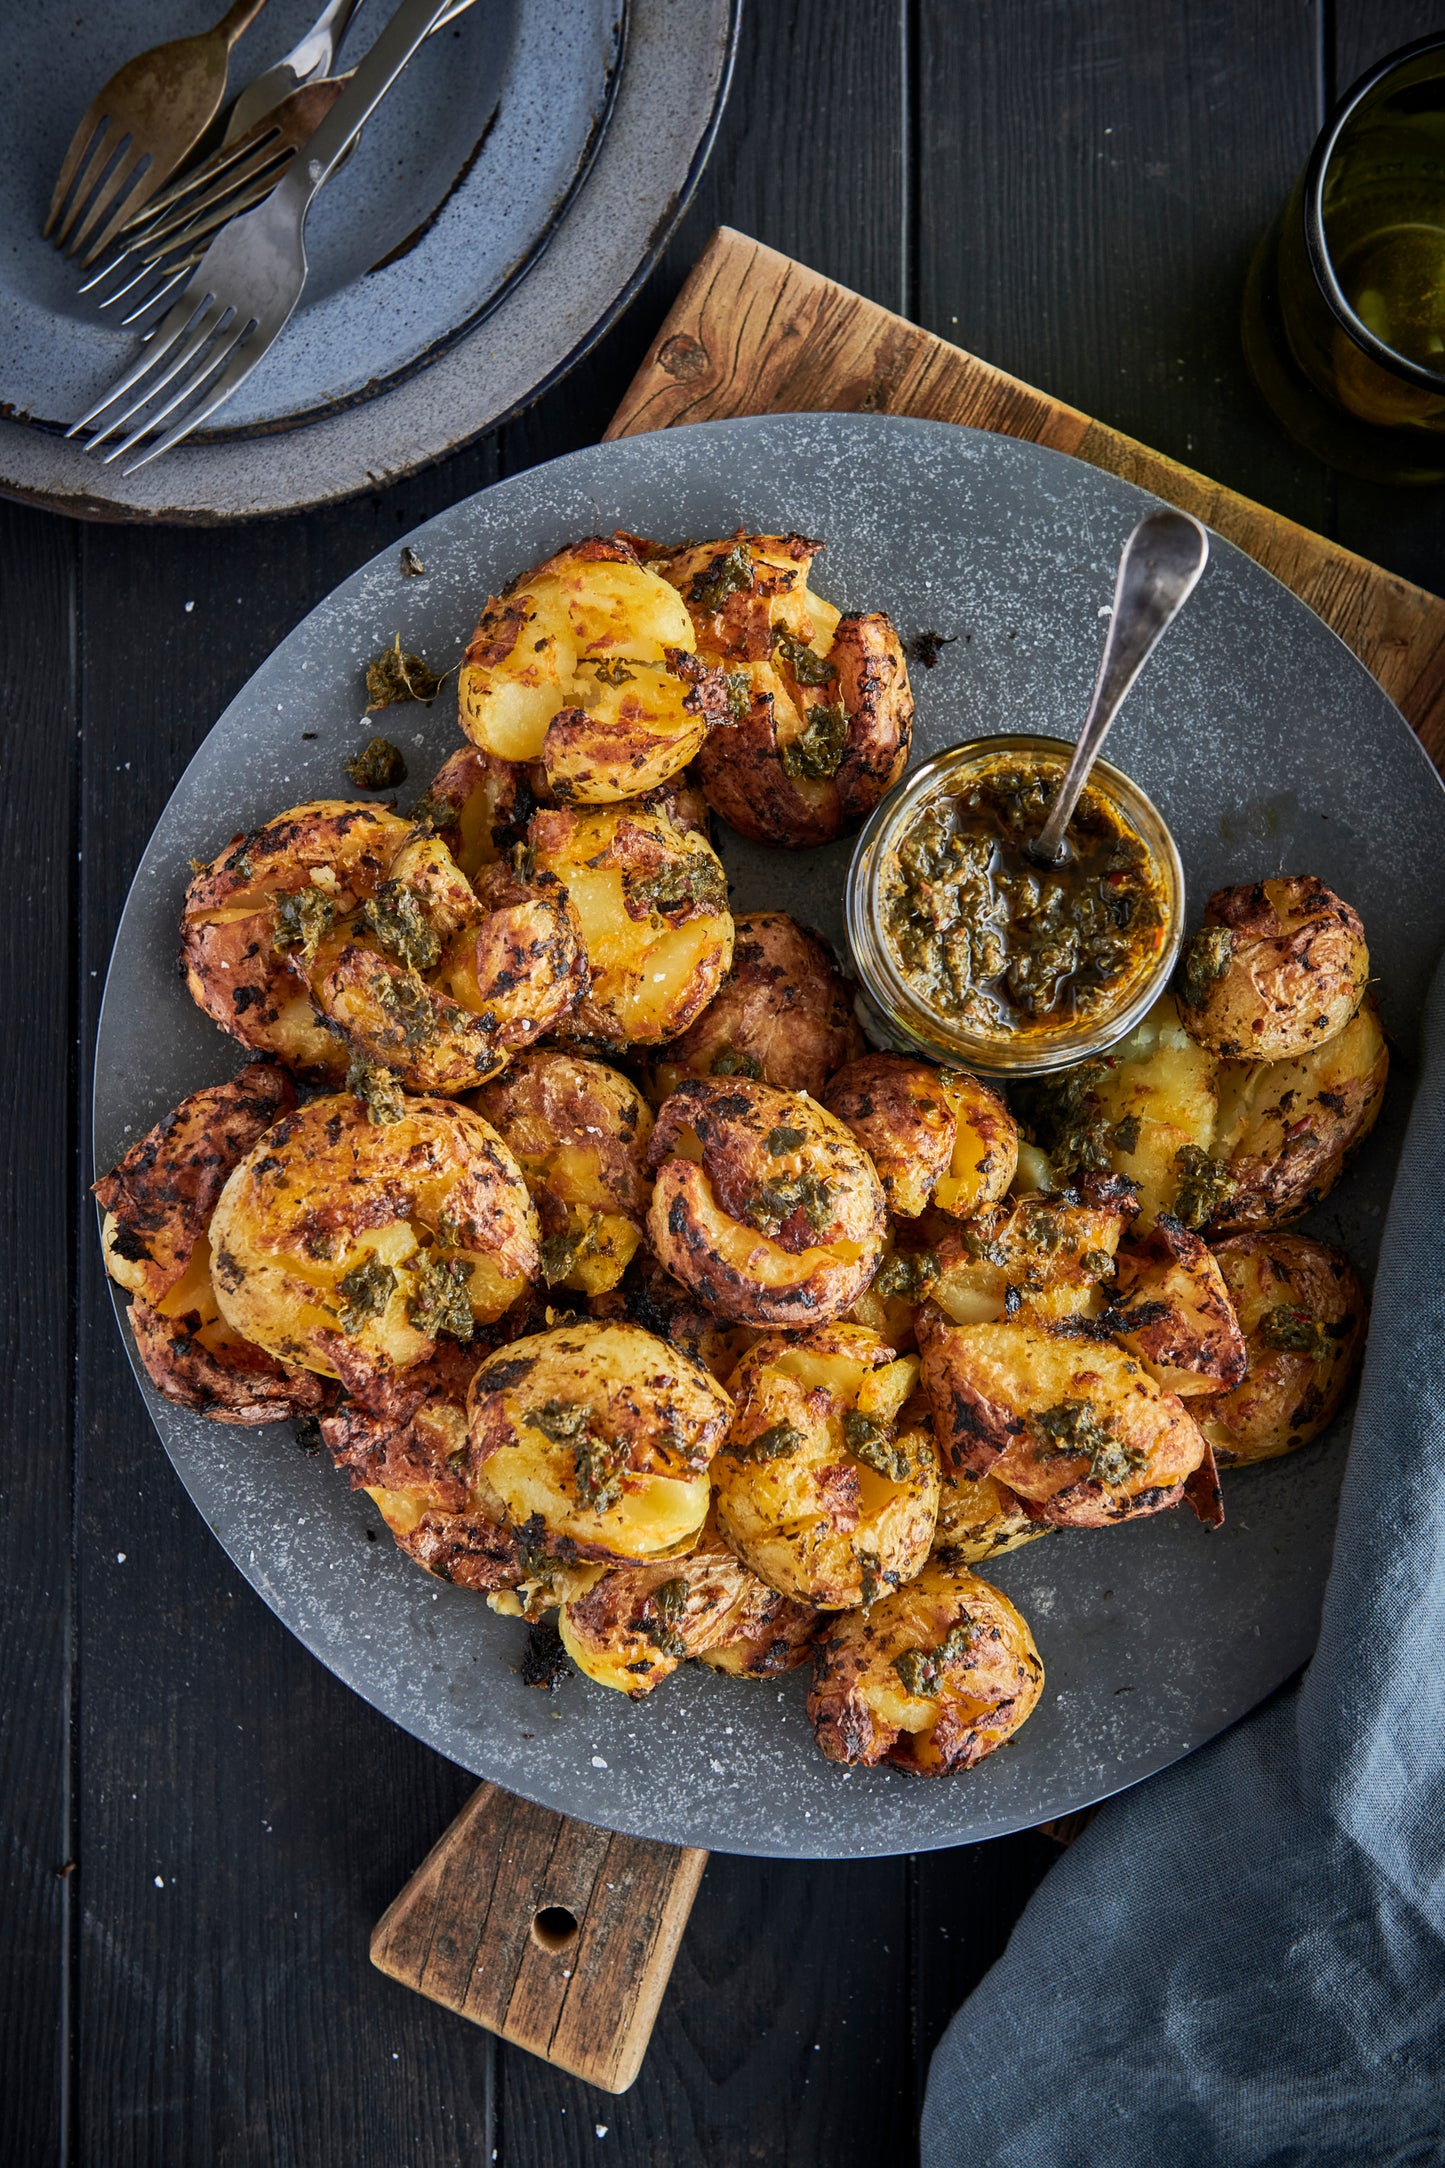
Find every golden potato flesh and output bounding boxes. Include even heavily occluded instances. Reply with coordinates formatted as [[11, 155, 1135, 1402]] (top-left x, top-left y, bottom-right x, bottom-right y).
[[917, 1306, 1209, 1527], [418, 744, 547, 877], [649, 531, 913, 848], [558, 1519, 811, 1697], [712, 1326, 938, 1609], [824, 1056, 1017, 1220], [467, 1321, 730, 1562], [181, 801, 414, 1073], [1113, 1218, 1248, 1398], [809, 1561, 1043, 1774], [208, 1094, 539, 1391], [1178, 876, 1368, 1060], [648, 912, 865, 1102], [931, 1470, 1048, 1566], [647, 1075, 888, 1325], [1208, 995, 1388, 1236], [470, 1050, 653, 1296], [529, 801, 732, 1046], [95, 1062, 329, 1423], [925, 1183, 1135, 1329], [1201, 1234, 1367, 1465], [457, 536, 731, 803]]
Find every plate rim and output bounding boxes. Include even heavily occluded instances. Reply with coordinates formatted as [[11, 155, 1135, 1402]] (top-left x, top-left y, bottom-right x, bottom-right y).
[[92, 410, 1445, 1857]]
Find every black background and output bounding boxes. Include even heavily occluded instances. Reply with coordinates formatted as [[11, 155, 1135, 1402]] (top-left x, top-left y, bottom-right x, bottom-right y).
[[5, 3, 1443, 2162]]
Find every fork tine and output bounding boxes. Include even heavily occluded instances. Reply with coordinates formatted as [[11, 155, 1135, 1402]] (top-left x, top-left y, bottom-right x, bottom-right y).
[[43, 104, 109, 239], [114, 124, 284, 243], [121, 328, 266, 474], [120, 258, 203, 330], [70, 148, 156, 266], [111, 150, 292, 270], [46, 115, 117, 247], [66, 292, 207, 437], [88, 304, 230, 453]]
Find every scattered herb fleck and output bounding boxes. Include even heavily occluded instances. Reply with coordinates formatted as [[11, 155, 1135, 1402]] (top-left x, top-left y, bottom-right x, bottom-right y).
[[843, 1411, 911, 1482], [766, 1124, 806, 1156], [520, 1618, 572, 1690], [723, 668, 753, 720], [1172, 1143, 1237, 1230], [337, 1256, 397, 1333], [893, 1618, 979, 1697], [399, 546, 426, 577], [374, 968, 441, 1047], [772, 624, 836, 684], [749, 1171, 833, 1237], [627, 856, 727, 919], [1029, 1399, 1146, 1487], [710, 1048, 763, 1079], [871, 1248, 940, 1301], [539, 1219, 600, 1286], [779, 701, 848, 781], [1258, 1305, 1331, 1360], [345, 735, 408, 789], [365, 635, 444, 713], [406, 1251, 475, 1341], [1111, 1114, 1142, 1154], [346, 1054, 406, 1126], [526, 1399, 628, 1514], [688, 541, 754, 612], [272, 882, 336, 963], [1179, 925, 1235, 1009], [739, 1421, 805, 1462], [909, 629, 958, 670], [360, 880, 442, 971], [644, 1576, 690, 1658]]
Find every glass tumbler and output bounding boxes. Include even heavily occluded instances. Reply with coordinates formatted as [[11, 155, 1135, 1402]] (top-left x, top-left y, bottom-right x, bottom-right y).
[[1242, 34, 1445, 483]]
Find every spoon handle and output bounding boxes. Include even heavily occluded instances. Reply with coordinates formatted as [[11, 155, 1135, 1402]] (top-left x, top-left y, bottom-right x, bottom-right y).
[[1032, 507, 1209, 863]]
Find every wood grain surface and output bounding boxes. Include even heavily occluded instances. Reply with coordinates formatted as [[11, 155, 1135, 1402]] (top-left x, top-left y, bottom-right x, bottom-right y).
[[6, 2, 1444, 2162]]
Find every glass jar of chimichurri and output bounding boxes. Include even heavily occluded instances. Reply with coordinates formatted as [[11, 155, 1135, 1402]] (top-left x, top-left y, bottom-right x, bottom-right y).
[[844, 737, 1184, 1076]]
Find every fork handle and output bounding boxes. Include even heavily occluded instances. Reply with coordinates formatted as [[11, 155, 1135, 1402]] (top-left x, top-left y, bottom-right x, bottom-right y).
[[272, 0, 457, 213], [215, 0, 271, 44]]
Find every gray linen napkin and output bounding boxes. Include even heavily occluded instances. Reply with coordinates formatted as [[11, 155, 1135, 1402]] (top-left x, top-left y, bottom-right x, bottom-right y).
[[922, 952, 1445, 2167]]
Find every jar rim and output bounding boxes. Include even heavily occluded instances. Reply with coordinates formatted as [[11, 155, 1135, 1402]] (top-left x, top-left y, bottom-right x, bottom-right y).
[[844, 734, 1185, 1077]]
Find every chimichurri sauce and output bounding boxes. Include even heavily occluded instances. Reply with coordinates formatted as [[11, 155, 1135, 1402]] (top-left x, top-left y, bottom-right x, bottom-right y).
[[880, 762, 1166, 1041]]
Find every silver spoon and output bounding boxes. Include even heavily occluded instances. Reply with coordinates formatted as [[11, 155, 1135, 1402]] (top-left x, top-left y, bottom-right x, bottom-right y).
[[1030, 508, 1209, 864]]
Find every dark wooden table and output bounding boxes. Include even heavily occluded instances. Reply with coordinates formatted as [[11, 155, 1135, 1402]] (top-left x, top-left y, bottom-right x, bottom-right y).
[[7, 3, 1443, 2161]]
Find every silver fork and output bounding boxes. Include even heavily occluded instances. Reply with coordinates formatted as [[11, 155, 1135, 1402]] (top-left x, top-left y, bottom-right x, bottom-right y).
[[67, 0, 456, 473]]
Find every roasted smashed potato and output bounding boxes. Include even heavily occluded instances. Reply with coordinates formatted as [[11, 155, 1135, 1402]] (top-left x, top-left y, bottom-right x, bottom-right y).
[[587, 1253, 758, 1385], [925, 1181, 1136, 1328], [643, 531, 913, 848], [809, 1560, 1043, 1773], [1201, 1234, 1367, 1465], [930, 1470, 1048, 1566], [470, 1051, 652, 1296], [917, 1305, 1214, 1527], [529, 800, 732, 1045], [558, 1519, 814, 1696], [208, 1093, 538, 1390], [647, 912, 864, 1101], [712, 1327, 938, 1609], [1177, 876, 1368, 1060], [458, 536, 733, 803], [824, 1055, 1017, 1219], [96, 1063, 330, 1422], [467, 1320, 730, 1561], [1112, 1218, 1248, 1398], [1208, 995, 1388, 1235], [647, 1075, 887, 1324]]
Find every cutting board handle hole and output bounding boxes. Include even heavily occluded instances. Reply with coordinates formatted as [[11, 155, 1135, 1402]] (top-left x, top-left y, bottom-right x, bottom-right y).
[[531, 1904, 580, 1954]]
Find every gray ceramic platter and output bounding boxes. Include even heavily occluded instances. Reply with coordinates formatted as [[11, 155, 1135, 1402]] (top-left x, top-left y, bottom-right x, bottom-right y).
[[94, 415, 1445, 1859], [0, 0, 735, 522]]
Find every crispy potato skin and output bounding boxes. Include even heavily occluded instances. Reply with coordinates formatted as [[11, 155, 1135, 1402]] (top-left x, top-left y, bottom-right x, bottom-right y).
[[916, 1305, 1207, 1526], [421, 744, 549, 877], [1209, 995, 1388, 1235], [1113, 1217, 1248, 1397], [96, 1063, 328, 1423], [470, 1051, 653, 1295], [647, 1075, 888, 1325], [457, 536, 727, 803], [558, 1519, 813, 1696], [181, 802, 413, 1073], [809, 1561, 1043, 1774], [467, 1321, 730, 1561], [648, 912, 864, 1101], [712, 1327, 938, 1609], [208, 1094, 539, 1389], [1202, 1234, 1367, 1465], [824, 1057, 1017, 1220], [1179, 877, 1368, 1061], [530, 802, 733, 1046], [96, 1061, 295, 1305], [930, 1470, 1049, 1565]]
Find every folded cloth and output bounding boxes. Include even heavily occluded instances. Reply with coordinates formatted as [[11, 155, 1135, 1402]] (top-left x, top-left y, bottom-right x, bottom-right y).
[[922, 951, 1445, 2168]]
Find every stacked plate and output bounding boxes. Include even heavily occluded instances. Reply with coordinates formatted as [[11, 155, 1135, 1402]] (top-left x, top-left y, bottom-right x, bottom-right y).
[[0, 0, 737, 520]]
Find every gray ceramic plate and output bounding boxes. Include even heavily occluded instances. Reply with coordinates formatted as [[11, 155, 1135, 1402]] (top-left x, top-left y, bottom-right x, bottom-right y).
[[94, 415, 1445, 1859], [0, 0, 735, 522]]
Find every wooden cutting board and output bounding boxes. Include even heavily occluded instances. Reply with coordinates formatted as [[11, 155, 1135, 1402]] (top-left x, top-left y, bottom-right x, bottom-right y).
[[371, 225, 1445, 2092]]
